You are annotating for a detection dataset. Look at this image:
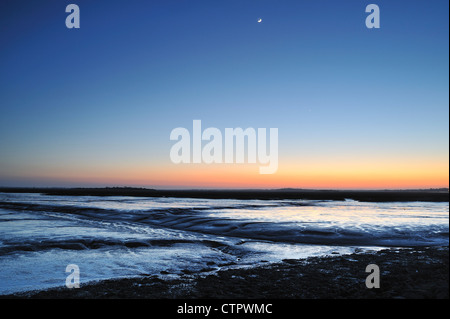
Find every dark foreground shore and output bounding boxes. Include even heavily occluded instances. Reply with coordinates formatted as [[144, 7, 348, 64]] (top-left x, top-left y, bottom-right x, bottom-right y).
[[4, 246, 448, 299]]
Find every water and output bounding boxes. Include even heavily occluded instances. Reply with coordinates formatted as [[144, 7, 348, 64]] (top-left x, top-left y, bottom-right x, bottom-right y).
[[0, 192, 448, 295]]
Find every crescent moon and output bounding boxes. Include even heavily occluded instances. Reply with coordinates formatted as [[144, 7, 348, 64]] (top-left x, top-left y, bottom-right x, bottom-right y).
[[258, 19, 262, 23]]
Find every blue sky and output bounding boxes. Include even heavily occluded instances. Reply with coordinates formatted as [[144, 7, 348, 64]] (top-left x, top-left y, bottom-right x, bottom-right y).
[[0, 0, 448, 188]]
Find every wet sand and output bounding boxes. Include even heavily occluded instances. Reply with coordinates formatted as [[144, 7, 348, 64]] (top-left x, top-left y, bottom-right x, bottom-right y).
[[4, 246, 448, 299]]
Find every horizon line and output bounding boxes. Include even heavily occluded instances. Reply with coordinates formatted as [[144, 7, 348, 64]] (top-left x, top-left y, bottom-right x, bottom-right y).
[[1, 186, 448, 192]]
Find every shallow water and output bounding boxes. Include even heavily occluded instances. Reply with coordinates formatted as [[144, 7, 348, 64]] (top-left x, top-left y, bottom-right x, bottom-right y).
[[0, 192, 447, 295]]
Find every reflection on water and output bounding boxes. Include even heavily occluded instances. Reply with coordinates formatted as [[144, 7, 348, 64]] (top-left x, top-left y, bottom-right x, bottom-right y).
[[206, 199, 448, 231], [0, 192, 448, 295]]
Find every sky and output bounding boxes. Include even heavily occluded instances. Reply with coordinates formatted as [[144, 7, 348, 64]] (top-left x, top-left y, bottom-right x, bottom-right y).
[[0, 0, 448, 189]]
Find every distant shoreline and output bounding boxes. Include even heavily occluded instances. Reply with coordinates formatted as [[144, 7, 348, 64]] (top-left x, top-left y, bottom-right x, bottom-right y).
[[0, 187, 448, 202]]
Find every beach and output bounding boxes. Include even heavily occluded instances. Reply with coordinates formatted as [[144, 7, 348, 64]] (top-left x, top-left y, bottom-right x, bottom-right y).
[[0, 189, 448, 299], [4, 246, 448, 299], [1, 0, 448, 304]]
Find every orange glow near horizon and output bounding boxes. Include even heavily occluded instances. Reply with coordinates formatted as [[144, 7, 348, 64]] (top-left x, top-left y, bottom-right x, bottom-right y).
[[6, 156, 448, 189]]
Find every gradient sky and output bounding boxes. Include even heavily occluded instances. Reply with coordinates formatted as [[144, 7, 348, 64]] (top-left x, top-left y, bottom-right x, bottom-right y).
[[0, 0, 448, 189]]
